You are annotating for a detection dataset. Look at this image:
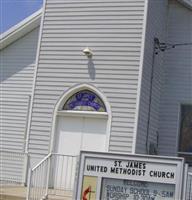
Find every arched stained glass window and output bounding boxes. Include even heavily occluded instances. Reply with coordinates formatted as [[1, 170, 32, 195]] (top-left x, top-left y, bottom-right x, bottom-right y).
[[63, 90, 106, 112]]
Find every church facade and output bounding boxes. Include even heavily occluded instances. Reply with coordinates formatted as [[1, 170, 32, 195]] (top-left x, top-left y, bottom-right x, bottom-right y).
[[1, 0, 192, 187]]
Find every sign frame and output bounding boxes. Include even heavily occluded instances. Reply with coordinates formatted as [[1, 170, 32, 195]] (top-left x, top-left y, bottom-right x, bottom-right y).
[[75, 151, 185, 200]]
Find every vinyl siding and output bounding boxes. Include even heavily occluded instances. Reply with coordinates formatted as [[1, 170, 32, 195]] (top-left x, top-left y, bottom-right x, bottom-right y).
[[29, 0, 145, 155], [158, 0, 192, 156], [135, 0, 168, 154], [0, 27, 39, 182]]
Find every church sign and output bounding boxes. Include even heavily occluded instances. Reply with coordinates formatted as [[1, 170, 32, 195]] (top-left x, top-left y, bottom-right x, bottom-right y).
[[75, 151, 184, 200]]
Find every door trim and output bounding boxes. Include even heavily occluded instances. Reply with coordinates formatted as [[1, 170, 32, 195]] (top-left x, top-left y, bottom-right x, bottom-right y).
[[49, 83, 112, 153], [57, 110, 108, 118]]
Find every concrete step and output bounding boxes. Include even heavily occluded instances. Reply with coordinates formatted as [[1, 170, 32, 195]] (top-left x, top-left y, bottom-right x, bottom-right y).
[[48, 195, 72, 200], [0, 186, 73, 200], [0, 186, 26, 200], [0, 194, 25, 200], [47, 190, 73, 200]]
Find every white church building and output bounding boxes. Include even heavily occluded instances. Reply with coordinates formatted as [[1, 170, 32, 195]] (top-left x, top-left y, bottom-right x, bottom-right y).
[[1, 0, 192, 199]]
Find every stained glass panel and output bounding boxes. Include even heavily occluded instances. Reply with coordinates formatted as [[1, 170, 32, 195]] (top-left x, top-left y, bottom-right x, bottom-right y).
[[63, 90, 106, 112], [179, 105, 192, 153]]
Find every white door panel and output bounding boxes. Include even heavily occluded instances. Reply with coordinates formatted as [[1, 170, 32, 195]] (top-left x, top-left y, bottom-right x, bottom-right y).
[[83, 117, 107, 134], [54, 114, 107, 190], [56, 116, 84, 155], [59, 131, 82, 155], [81, 133, 106, 152], [81, 117, 107, 152]]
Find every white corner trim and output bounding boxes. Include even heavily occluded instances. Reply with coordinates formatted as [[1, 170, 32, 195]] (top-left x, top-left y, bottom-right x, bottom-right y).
[[25, 0, 46, 154], [132, 0, 149, 154], [0, 8, 42, 50]]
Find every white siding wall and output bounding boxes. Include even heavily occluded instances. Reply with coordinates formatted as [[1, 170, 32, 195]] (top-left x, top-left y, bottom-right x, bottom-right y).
[[29, 0, 145, 156], [0, 27, 39, 182], [158, 0, 192, 156], [0, 27, 39, 152], [135, 0, 168, 154]]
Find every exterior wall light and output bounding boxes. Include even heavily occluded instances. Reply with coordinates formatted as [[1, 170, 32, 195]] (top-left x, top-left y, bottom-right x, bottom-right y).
[[83, 47, 93, 58]]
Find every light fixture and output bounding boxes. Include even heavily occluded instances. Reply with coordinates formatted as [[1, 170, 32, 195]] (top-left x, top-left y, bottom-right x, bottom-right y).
[[83, 47, 93, 58]]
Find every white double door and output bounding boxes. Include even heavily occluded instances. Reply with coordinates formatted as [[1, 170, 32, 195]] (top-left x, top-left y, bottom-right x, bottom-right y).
[[54, 115, 107, 189], [56, 115, 107, 155]]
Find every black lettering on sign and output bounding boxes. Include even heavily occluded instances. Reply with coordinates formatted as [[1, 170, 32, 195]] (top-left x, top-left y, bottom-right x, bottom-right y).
[[149, 171, 175, 179], [106, 185, 127, 193], [133, 194, 155, 200], [86, 165, 107, 173], [107, 192, 129, 199], [126, 161, 146, 169], [114, 160, 122, 167], [161, 191, 174, 198], [123, 180, 148, 188], [110, 167, 146, 176], [130, 187, 149, 195]]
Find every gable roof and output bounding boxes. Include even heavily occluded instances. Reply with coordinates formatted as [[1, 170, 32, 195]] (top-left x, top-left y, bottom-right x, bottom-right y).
[[0, 9, 42, 50], [0, 0, 191, 51]]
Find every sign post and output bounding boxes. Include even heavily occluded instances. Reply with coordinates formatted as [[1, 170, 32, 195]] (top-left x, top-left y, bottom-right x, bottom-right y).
[[75, 151, 184, 200]]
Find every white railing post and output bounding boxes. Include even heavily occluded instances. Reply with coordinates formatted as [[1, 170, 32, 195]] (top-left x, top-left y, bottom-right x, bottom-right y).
[[22, 153, 29, 186], [26, 169, 32, 200], [44, 155, 51, 199]]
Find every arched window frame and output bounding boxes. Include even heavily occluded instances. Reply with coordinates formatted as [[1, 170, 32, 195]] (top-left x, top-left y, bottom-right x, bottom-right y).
[[63, 89, 107, 112]]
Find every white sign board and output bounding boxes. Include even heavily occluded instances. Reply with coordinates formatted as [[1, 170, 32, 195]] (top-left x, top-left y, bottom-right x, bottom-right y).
[[75, 151, 184, 200]]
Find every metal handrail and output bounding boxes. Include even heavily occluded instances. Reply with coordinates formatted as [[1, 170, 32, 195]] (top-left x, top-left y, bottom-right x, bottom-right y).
[[27, 153, 77, 200], [51, 152, 77, 157], [27, 154, 51, 200], [31, 153, 51, 171]]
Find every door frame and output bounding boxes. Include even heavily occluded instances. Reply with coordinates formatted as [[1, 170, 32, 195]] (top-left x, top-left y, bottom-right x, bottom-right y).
[[49, 83, 112, 154]]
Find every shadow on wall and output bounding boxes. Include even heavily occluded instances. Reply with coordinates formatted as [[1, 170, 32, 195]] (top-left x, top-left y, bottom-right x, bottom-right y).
[[0, 28, 39, 82], [88, 58, 96, 80]]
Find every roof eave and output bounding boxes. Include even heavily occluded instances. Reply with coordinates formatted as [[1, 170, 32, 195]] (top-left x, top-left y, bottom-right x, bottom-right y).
[[0, 8, 42, 50]]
